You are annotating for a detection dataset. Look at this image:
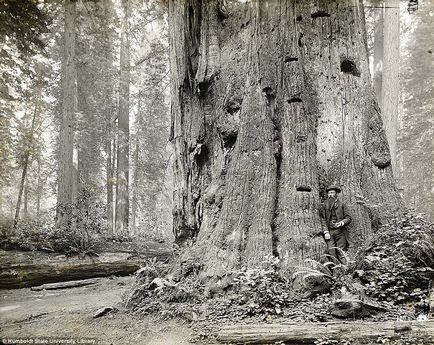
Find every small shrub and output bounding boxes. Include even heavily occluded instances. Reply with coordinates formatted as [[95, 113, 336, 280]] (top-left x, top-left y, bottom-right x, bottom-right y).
[[232, 256, 292, 316], [0, 218, 50, 251], [356, 212, 434, 304], [53, 189, 105, 254]]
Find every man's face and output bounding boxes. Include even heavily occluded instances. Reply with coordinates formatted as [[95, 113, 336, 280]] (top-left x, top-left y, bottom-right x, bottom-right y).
[[327, 190, 337, 199]]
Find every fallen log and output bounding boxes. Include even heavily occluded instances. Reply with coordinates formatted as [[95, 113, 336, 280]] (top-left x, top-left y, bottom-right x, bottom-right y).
[[30, 278, 102, 291], [217, 321, 434, 344], [0, 250, 164, 289]]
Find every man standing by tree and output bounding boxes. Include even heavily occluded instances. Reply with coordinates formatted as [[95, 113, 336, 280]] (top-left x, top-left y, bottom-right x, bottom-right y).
[[320, 185, 352, 264]]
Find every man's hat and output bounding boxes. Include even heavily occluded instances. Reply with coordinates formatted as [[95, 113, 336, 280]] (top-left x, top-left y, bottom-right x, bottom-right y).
[[326, 184, 341, 193]]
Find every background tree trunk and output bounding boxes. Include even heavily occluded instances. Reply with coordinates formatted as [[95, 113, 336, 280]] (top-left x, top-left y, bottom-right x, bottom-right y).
[[381, 0, 399, 173], [106, 129, 114, 235], [36, 157, 42, 219], [397, 1, 434, 221], [23, 177, 28, 219], [168, 0, 402, 285], [14, 83, 42, 226], [131, 135, 139, 234], [115, 0, 130, 238], [57, 0, 77, 222], [373, 2, 383, 104]]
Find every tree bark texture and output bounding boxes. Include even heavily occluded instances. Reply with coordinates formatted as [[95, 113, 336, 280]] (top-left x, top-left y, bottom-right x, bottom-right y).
[[115, 0, 130, 238], [57, 0, 76, 219], [381, 0, 399, 172], [169, 0, 402, 282]]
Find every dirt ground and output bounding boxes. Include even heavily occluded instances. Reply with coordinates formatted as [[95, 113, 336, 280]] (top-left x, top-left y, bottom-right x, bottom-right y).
[[0, 276, 195, 345]]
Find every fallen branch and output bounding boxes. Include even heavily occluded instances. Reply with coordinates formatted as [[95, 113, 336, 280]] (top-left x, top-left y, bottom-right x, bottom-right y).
[[30, 278, 102, 291], [217, 320, 434, 344]]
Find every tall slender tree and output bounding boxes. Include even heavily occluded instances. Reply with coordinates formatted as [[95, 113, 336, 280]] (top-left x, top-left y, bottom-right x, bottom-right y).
[[381, 0, 400, 172], [115, 0, 131, 237], [14, 82, 42, 225], [57, 0, 77, 222]]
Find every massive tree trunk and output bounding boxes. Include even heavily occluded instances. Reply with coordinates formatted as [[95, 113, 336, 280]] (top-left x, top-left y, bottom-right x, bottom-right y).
[[381, 0, 399, 172], [169, 0, 402, 284], [57, 0, 76, 221], [115, 0, 130, 238]]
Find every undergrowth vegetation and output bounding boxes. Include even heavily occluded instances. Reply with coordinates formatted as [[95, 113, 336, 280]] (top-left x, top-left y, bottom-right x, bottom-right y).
[[0, 189, 105, 254], [357, 212, 434, 305], [125, 212, 434, 342]]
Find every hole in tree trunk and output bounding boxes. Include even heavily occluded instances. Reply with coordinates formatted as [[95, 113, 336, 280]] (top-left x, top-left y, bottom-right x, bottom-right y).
[[288, 97, 302, 103], [298, 33, 304, 47], [222, 133, 237, 149], [311, 11, 331, 18], [262, 87, 276, 100], [225, 97, 242, 115], [296, 185, 312, 192], [195, 144, 209, 167], [340, 59, 361, 77], [284, 56, 298, 63], [217, 3, 229, 20], [197, 80, 210, 98], [296, 134, 307, 142], [296, 15, 303, 21]]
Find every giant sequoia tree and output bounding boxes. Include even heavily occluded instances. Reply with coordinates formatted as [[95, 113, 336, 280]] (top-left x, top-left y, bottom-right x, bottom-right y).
[[169, 0, 402, 285]]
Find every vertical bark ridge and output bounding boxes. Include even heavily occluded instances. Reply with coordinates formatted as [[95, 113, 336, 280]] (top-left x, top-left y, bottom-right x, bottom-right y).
[[197, 1, 277, 279], [275, 0, 325, 273]]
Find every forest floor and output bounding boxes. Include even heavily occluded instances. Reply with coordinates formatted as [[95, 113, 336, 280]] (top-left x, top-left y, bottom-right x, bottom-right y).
[[0, 275, 195, 345]]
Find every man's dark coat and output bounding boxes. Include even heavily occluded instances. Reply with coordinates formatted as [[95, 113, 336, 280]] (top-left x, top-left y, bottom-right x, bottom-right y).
[[320, 198, 352, 247]]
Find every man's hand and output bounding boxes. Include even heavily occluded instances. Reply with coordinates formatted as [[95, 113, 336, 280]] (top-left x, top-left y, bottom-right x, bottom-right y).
[[336, 221, 345, 228]]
